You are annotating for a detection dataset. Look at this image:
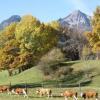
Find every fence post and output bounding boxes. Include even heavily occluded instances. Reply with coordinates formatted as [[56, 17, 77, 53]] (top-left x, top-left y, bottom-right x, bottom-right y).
[[79, 83, 81, 93], [9, 81, 11, 90], [25, 82, 28, 94]]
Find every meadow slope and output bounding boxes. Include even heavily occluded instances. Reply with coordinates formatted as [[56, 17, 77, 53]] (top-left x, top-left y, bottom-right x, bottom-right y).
[[0, 60, 100, 87]]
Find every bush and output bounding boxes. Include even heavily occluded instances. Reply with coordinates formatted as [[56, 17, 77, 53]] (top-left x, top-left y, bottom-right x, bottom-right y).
[[38, 48, 74, 80], [82, 46, 96, 60]]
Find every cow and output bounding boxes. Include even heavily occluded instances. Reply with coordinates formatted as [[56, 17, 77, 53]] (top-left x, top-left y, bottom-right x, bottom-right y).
[[61, 90, 78, 100], [10, 88, 28, 98], [36, 88, 52, 98], [0, 85, 9, 93], [80, 91, 98, 100]]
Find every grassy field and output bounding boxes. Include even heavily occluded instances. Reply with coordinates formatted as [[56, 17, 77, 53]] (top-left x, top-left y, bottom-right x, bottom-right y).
[[71, 60, 100, 87], [0, 60, 100, 86], [0, 60, 100, 99], [0, 67, 44, 85]]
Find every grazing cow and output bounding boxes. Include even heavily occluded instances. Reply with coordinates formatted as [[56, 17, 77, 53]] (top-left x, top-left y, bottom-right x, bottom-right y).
[[61, 90, 78, 100], [36, 88, 52, 98], [0, 85, 9, 93], [10, 88, 28, 98], [80, 91, 98, 100]]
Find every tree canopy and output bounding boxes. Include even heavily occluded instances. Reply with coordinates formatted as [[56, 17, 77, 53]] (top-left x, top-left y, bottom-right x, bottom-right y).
[[0, 15, 59, 75], [85, 6, 100, 53]]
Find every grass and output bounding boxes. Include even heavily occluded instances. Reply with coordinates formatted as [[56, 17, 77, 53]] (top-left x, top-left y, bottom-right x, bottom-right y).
[[71, 60, 100, 87], [0, 67, 44, 85], [0, 60, 100, 87], [0, 60, 100, 100]]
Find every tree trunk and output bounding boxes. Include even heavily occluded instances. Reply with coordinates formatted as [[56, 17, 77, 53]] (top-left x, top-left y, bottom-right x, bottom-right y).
[[8, 69, 13, 76], [18, 67, 22, 73]]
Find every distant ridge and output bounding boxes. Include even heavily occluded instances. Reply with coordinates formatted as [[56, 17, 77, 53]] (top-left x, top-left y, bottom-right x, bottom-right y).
[[0, 15, 21, 30], [59, 10, 92, 33], [0, 11, 92, 33]]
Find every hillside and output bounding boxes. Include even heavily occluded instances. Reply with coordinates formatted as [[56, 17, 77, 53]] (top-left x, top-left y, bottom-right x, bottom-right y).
[[0, 60, 100, 87], [0, 67, 43, 85], [71, 60, 100, 87]]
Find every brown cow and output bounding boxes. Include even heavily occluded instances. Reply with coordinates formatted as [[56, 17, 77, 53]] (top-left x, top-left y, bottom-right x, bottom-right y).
[[80, 91, 98, 100], [10, 88, 28, 98], [36, 88, 52, 98], [0, 85, 9, 93], [61, 90, 78, 100]]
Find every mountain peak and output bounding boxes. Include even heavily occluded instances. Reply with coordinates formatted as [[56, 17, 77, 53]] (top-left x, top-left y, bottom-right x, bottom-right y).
[[72, 10, 82, 14], [59, 10, 92, 33], [0, 15, 21, 30], [9, 15, 21, 20]]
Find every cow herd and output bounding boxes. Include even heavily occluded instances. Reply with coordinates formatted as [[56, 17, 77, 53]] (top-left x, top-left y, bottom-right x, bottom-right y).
[[0, 85, 99, 100], [0, 86, 28, 98], [61, 90, 98, 100]]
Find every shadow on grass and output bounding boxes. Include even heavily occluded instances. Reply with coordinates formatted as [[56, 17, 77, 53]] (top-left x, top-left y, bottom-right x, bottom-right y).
[[29, 95, 63, 99], [10, 73, 92, 89]]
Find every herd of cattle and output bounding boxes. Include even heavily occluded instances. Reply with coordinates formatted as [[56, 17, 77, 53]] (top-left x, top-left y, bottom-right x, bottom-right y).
[[0, 85, 99, 100]]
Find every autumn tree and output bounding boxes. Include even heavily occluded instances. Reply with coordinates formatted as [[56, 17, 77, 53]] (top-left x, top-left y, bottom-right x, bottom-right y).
[[49, 21, 61, 31], [0, 23, 17, 47], [85, 6, 100, 59], [15, 15, 58, 61], [0, 39, 20, 76], [0, 15, 59, 75], [81, 46, 94, 60]]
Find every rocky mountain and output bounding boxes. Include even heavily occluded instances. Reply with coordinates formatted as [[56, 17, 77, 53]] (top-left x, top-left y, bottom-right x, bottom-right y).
[[58, 10, 92, 60], [59, 10, 92, 33], [0, 15, 21, 30]]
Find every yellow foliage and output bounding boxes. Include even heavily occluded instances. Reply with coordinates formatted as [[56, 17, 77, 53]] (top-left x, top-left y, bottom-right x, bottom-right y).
[[92, 41, 100, 53], [85, 6, 100, 53]]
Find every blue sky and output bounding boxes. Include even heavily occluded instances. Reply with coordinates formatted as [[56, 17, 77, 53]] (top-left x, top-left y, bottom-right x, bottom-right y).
[[0, 0, 100, 22]]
